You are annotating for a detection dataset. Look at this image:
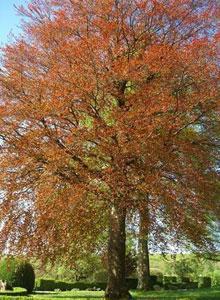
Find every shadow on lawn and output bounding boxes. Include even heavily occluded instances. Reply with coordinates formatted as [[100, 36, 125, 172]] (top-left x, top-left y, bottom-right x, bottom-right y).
[[31, 297, 212, 300], [32, 289, 220, 300], [32, 297, 103, 300], [32, 296, 220, 300]]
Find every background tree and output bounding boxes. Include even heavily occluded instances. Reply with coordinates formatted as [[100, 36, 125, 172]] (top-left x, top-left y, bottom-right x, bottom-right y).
[[0, 257, 35, 293]]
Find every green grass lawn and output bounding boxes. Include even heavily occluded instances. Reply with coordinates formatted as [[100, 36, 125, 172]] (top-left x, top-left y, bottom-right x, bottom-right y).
[[0, 288, 220, 300], [133, 288, 220, 299]]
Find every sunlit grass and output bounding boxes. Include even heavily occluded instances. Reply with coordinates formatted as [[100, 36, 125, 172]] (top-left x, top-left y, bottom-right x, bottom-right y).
[[0, 288, 220, 299]]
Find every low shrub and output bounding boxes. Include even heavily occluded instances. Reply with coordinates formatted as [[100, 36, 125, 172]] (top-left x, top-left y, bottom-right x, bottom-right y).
[[181, 277, 190, 283], [164, 283, 180, 290], [5, 282, 13, 290], [35, 278, 107, 291], [150, 275, 158, 287], [55, 281, 72, 291], [150, 268, 163, 283], [199, 276, 211, 288], [164, 281, 198, 290], [37, 277, 161, 292], [35, 279, 56, 291], [126, 278, 138, 289], [185, 282, 198, 289], [125, 276, 161, 290], [163, 276, 177, 284]]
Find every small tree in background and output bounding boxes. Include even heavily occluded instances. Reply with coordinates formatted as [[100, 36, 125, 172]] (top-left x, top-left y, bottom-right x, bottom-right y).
[[164, 254, 216, 281], [171, 257, 194, 280], [0, 257, 17, 287], [0, 258, 35, 293]]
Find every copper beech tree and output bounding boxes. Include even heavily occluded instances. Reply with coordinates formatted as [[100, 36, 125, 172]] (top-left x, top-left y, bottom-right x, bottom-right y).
[[0, 0, 219, 299]]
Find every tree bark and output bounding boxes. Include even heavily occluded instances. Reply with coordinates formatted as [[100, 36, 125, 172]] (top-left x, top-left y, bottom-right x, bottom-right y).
[[137, 206, 151, 290], [105, 205, 131, 300]]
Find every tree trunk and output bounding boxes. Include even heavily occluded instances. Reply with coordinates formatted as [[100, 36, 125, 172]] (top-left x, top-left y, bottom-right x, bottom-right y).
[[105, 205, 131, 300], [137, 206, 151, 290]]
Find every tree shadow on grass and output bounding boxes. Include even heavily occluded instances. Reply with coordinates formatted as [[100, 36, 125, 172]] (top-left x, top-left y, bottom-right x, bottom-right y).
[[33, 292, 59, 295], [32, 293, 104, 299]]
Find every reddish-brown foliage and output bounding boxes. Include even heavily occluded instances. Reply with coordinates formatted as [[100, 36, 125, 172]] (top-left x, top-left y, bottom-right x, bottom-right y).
[[0, 0, 219, 260]]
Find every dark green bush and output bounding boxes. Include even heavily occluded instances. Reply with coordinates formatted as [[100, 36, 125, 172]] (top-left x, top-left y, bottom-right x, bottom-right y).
[[125, 276, 160, 290], [164, 281, 198, 290], [55, 281, 70, 291], [35, 279, 107, 291], [185, 282, 198, 289], [163, 276, 177, 284], [37, 277, 172, 292], [68, 282, 90, 290], [150, 275, 158, 287], [5, 282, 13, 290], [14, 261, 35, 293], [151, 269, 163, 283], [126, 278, 138, 289], [181, 277, 190, 283], [35, 279, 56, 291], [165, 282, 187, 290], [0, 258, 35, 293], [199, 276, 211, 288], [164, 283, 178, 290]]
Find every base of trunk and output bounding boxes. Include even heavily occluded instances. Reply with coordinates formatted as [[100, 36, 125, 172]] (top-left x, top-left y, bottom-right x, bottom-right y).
[[105, 205, 131, 300], [137, 205, 151, 292], [105, 287, 132, 300]]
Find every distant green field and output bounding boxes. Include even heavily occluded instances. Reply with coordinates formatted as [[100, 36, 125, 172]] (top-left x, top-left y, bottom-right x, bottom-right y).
[[0, 288, 218, 300]]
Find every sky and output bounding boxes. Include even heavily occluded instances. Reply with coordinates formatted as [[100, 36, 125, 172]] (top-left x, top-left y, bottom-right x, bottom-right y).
[[0, 0, 27, 45]]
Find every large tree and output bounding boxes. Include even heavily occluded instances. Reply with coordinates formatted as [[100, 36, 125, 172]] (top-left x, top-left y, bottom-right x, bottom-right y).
[[0, 0, 219, 299]]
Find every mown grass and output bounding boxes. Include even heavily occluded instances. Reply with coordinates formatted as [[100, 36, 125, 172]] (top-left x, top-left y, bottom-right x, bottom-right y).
[[133, 287, 220, 299], [0, 288, 220, 300], [0, 287, 27, 296]]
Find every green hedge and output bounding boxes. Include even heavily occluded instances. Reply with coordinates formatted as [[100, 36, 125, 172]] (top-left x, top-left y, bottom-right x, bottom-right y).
[[0, 287, 27, 296], [150, 275, 158, 287], [35, 279, 56, 291], [163, 276, 177, 284], [36, 278, 146, 291], [164, 281, 198, 290], [150, 269, 163, 283], [187, 282, 198, 289], [35, 279, 107, 291], [181, 277, 190, 283], [199, 276, 212, 288], [124, 276, 159, 290]]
